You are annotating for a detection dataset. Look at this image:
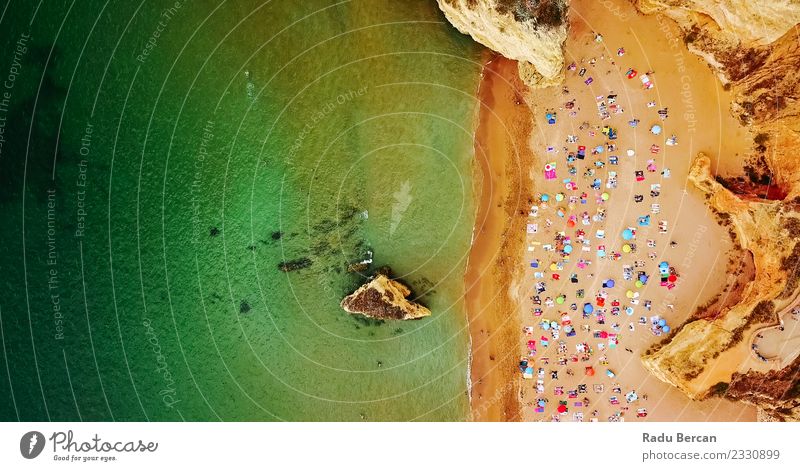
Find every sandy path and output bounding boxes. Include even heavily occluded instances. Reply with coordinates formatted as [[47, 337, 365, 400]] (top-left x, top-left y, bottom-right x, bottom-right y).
[[464, 55, 534, 421], [747, 293, 800, 369]]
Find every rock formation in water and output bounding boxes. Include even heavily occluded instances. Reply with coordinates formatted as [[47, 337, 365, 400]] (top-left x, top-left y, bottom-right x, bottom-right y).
[[341, 274, 431, 320], [436, 0, 569, 87]]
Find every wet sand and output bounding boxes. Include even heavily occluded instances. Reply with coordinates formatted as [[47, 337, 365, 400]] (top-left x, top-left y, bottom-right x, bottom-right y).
[[464, 55, 534, 421]]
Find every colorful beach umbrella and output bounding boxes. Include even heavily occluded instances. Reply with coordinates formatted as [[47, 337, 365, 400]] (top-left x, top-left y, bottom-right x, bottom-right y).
[[622, 229, 633, 240]]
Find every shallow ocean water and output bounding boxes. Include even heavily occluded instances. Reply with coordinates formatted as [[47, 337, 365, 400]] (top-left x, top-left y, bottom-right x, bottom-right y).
[[0, 0, 483, 421]]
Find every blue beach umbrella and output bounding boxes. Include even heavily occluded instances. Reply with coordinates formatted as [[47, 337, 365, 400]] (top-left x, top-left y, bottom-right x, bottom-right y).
[[583, 303, 594, 314], [564, 245, 573, 254], [622, 229, 633, 240]]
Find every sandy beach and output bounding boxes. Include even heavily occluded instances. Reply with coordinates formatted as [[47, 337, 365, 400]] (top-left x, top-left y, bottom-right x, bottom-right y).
[[464, 55, 535, 421], [465, 0, 762, 422]]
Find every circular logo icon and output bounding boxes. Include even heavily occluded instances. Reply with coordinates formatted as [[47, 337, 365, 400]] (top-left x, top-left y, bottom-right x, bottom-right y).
[[20, 431, 45, 459]]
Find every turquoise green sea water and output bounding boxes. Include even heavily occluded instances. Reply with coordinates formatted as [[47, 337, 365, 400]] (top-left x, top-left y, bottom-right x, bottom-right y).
[[0, 0, 482, 420]]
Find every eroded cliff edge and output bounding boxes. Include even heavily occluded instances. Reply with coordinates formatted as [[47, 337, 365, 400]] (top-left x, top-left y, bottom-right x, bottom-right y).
[[642, 155, 798, 392], [436, 0, 569, 87]]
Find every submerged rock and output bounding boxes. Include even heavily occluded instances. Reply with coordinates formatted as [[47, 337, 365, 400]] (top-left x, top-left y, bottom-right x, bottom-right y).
[[341, 274, 431, 320], [347, 249, 374, 273], [239, 301, 251, 314], [278, 257, 312, 272]]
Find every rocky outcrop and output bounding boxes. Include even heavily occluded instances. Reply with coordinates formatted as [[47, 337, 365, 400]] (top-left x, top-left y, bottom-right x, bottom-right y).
[[629, 1, 800, 177], [725, 356, 800, 421], [630, 1, 800, 152], [341, 274, 431, 320], [633, 0, 800, 46], [436, 0, 569, 87], [642, 154, 795, 397], [633, 1, 800, 413]]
